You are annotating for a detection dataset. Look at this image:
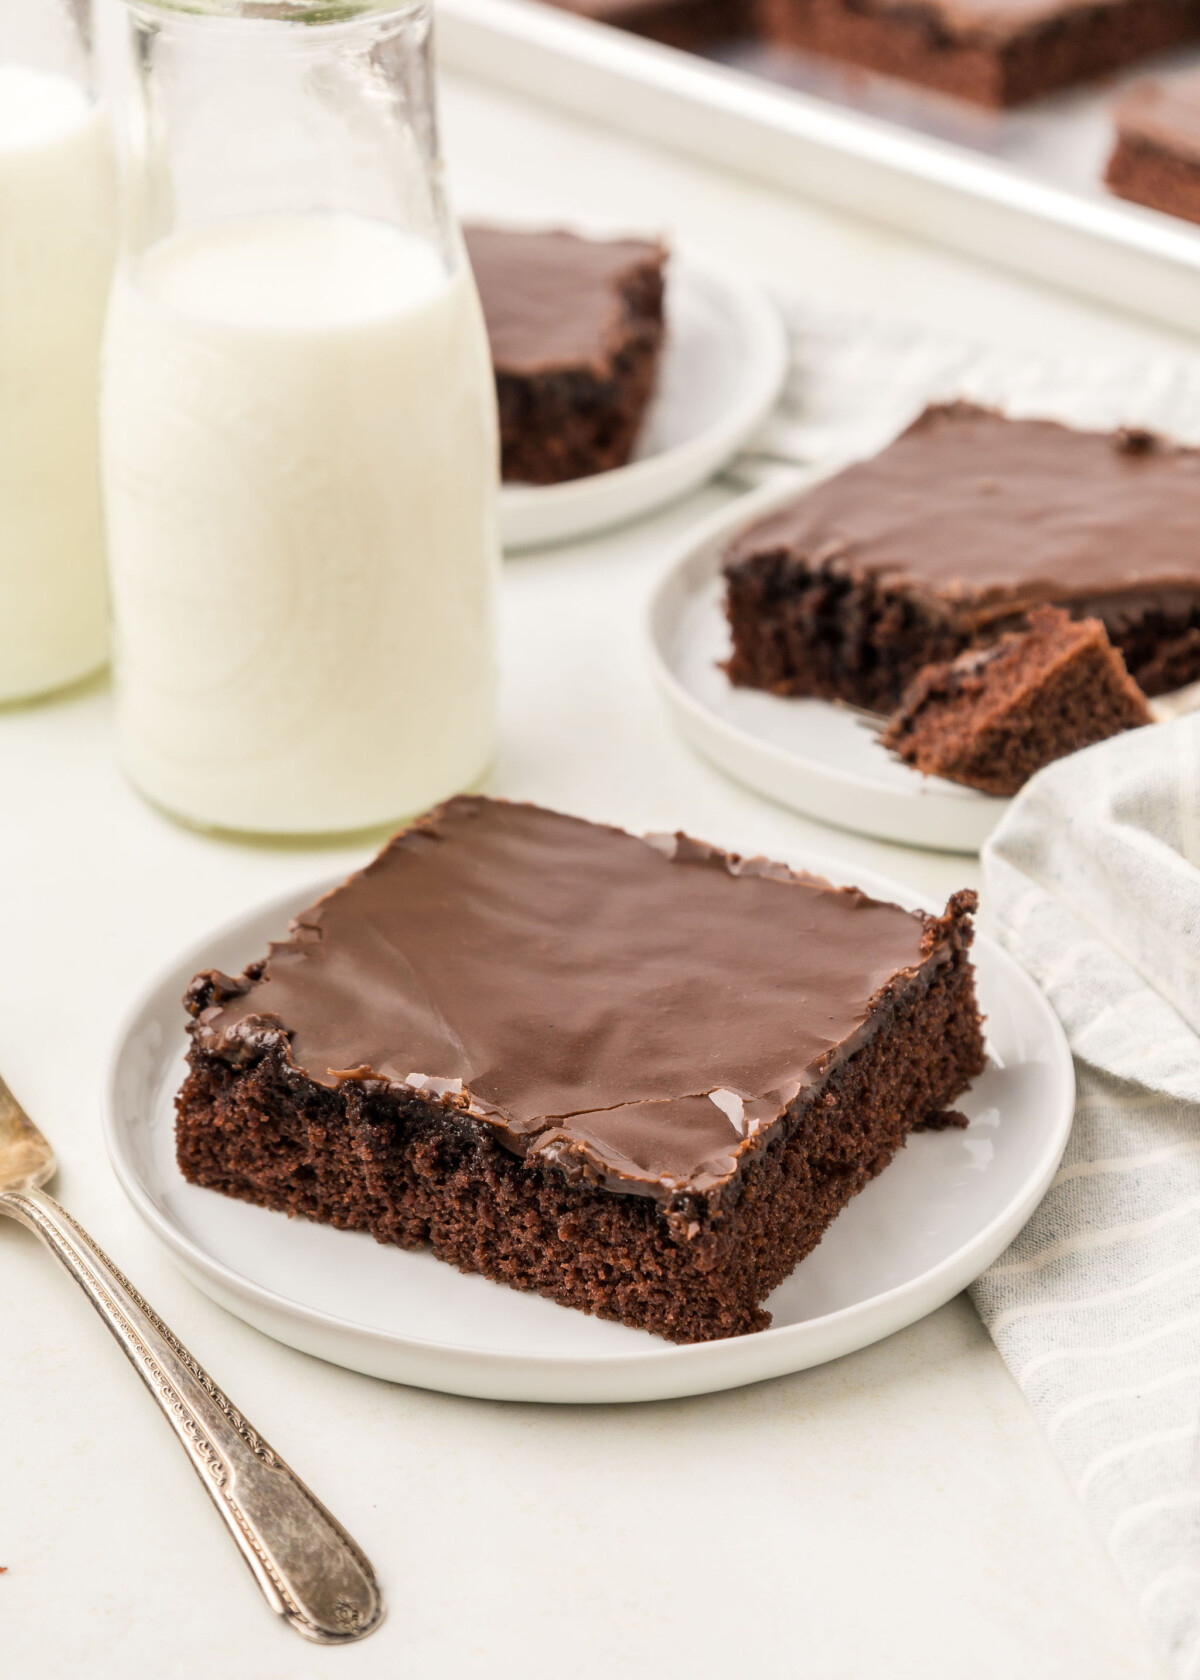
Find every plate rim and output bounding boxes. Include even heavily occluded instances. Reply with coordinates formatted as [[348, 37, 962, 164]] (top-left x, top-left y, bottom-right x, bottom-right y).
[[496, 247, 789, 551], [644, 478, 1017, 855], [103, 846, 1074, 1401]]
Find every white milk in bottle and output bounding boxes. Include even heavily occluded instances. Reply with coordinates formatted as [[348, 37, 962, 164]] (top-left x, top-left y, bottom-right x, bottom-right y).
[[0, 66, 115, 702], [102, 213, 499, 833]]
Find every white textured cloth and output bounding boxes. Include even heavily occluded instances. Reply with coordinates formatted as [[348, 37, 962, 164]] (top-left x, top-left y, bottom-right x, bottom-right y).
[[976, 717, 1200, 1679], [731, 300, 1200, 491]]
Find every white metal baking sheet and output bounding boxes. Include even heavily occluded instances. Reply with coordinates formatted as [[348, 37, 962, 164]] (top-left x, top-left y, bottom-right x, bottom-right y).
[[437, 0, 1200, 336]]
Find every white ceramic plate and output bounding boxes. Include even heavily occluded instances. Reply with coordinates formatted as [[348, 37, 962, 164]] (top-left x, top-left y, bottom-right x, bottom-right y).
[[104, 852, 1073, 1404], [497, 251, 788, 551], [648, 480, 1016, 855]]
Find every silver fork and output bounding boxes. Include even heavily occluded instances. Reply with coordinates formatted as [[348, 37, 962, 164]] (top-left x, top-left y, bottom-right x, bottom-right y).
[[0, 1070, 384, 1645]]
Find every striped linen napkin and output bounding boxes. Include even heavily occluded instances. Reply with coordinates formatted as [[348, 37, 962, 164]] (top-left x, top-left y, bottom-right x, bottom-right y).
[[975, 714, 1200, 1678]]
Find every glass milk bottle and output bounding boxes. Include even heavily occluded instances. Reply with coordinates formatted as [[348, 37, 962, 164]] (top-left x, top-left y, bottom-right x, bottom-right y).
[[101, 0, 500, 836], [0, 0, 115, 703]]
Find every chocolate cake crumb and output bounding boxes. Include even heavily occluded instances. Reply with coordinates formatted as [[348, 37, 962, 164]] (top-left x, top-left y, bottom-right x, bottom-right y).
[[913, 1109, 971, 1131]]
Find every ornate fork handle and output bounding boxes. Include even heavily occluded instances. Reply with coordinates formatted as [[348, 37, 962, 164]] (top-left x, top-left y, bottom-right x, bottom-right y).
[[0, 1185, 383, 1645]]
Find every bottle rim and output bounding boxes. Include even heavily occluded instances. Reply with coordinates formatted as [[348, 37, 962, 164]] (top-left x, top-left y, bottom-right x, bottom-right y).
[[121, 0, 421, 20]]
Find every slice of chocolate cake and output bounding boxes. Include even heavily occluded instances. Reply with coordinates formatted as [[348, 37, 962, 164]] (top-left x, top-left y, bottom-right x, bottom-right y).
[[881, 606, 1153, 796], [1106, 70, 1200, 226], [463, 225, 667, 486], [176, 796, 986, 1344], [723, 402, 1200, 710], [757, 0, 1200, 108]]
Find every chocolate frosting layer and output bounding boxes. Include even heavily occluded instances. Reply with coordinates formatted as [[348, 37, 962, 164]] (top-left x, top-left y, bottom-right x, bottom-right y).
[[1115, 72, 1200, 167], [191, 798, 951, 1201], [463, 224, 666, 373], [725, 402, 1200, 627]]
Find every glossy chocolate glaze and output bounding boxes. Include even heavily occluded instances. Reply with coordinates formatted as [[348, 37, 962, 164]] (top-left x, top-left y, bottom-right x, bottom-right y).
[[725, 403, 1200, 630], [189, 798, 956, 1201], [1114, 71, 1200, 166], [463, 224, 667, 373]]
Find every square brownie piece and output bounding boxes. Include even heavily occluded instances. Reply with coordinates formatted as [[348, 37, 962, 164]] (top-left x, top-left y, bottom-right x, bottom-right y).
[[464, 224, 667, 486], [176, 796, 986, 1344], [881, 605, 1153, 795], [1106, 70, 1200, 225], [758, 0, 1200, 107], [723, 402, 1200, 711]]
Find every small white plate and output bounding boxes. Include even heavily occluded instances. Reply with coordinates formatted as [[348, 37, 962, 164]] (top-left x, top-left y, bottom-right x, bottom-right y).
[[497, 252, 788, 551], [104, 853, 1073, 1404], [648, 480, 1013, 855]]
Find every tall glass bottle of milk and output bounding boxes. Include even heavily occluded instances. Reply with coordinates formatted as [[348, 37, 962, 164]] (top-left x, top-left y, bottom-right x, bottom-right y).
[[102, 0, 500, 836], [1, 0, 115, 703]]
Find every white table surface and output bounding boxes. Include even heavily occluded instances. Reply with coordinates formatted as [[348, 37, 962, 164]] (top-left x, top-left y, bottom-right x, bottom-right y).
[[2, 60, 1192, 1680]]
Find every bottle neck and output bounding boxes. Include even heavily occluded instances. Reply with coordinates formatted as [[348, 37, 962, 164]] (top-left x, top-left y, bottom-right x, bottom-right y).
[[118, 0, 451, 266]]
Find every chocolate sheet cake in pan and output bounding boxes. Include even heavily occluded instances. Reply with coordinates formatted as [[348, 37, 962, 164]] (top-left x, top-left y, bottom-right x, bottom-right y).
[[177, 797, 985, 1343], [757, 0, 1200, 108], [1107, 69, 1200, 226]]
